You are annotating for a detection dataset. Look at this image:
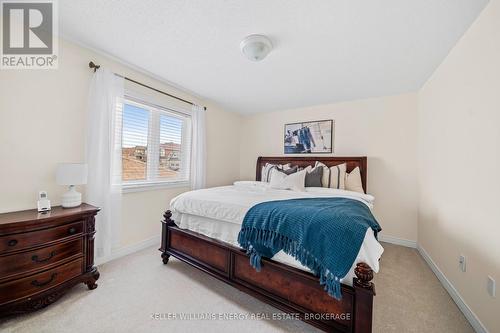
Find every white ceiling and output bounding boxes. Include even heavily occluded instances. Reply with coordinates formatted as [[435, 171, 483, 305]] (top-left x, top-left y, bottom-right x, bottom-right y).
[[60, 0, 488, 114]]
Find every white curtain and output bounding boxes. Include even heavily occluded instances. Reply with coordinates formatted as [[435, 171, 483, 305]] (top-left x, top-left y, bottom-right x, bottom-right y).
[[191, 104, 206, 190], [85, 68, 124, 259]]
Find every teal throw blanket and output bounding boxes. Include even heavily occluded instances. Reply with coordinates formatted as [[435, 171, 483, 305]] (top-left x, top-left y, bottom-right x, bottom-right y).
[[237, 197, 381, 300]]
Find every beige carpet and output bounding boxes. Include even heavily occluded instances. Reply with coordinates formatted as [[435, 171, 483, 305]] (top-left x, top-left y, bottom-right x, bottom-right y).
[[0, 243, 472, 333]]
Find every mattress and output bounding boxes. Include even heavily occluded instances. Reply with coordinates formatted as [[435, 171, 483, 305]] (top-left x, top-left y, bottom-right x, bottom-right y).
[[170, 182, 384, 286]]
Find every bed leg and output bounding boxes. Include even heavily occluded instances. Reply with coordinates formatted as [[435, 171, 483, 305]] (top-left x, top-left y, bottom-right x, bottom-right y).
[[159, 210, 174, 265], [161, 252, 170, 264], [353, 262, 375, 333]]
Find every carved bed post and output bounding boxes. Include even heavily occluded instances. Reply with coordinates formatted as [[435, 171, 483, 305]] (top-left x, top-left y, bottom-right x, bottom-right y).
[[160, 210, 175, 264], [353, 262, 375, 333], [84, 214, 100, 290]]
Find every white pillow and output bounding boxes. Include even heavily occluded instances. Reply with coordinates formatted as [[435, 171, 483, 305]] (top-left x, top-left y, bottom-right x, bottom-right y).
[[345, 167, 364, 193], [328, 163, 347, 189], [269, 168, 307, 192]]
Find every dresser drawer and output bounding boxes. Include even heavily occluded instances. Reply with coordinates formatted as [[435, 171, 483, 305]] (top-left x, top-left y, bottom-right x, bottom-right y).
[[0, 239, 83, 281], [0, 221, 83, 254], [0, 258, 83, 305]]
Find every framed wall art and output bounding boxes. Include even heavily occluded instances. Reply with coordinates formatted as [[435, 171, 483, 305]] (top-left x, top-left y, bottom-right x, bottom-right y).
[[284, 120, 334, 154]]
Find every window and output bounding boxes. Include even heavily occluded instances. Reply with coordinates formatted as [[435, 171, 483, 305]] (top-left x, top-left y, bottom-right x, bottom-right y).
[[119, 97, 191, 190]]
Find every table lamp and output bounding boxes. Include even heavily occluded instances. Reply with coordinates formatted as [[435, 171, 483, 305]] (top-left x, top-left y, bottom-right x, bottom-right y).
[[56, 163, 88, 208]]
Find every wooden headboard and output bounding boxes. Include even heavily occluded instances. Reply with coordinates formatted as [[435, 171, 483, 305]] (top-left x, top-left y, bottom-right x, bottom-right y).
[[256, 156, 368, 192]]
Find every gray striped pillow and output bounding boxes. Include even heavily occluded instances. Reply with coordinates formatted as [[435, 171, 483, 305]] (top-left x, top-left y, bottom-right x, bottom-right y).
[[314, 161, 331, 188], [328, 163, 347, 189], [261, 163, 291, 182]]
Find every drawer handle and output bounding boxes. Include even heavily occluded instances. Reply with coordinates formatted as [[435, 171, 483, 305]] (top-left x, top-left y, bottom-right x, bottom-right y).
[[31, 273, 57, 287], [68, 227, 77, 235], [8, 239, 18, 247], [32, 251, 56, 263]]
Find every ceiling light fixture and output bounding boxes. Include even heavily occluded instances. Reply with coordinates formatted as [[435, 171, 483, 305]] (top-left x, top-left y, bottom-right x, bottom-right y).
[[240, 34, 273, 62]]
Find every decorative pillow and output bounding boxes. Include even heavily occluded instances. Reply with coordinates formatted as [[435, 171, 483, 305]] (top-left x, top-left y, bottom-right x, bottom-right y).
[[345, 167, 364, 193], [276, 165, 298, 175], [304, 165, 323, 187], [314, 161, 331, 188], [261, 163, 290, 182], [269, 168, 307, 192], [328, 163, 347, 189]]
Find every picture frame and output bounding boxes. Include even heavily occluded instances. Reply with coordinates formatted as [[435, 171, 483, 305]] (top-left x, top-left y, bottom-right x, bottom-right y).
[[284, 119, 334, 154]]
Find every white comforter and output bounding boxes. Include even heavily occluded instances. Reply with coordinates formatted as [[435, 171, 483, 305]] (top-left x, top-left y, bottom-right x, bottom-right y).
[[170, 182, 384, 285], [171, 181, 375, 223]]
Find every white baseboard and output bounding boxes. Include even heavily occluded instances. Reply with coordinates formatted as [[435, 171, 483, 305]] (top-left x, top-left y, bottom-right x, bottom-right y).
[[378, 234, 417, 248], [95, 235, 160, 266], [417, 245, 489, 333]]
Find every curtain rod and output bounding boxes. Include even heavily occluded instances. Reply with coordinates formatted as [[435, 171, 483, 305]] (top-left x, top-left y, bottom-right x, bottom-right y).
[[88, 61, 206, 111]]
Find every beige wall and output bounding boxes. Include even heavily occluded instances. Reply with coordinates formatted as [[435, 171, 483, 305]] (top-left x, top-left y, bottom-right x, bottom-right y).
[[418, 1, 500, 331], [0, 38, 242, 248], [239, 93, 419, 242]]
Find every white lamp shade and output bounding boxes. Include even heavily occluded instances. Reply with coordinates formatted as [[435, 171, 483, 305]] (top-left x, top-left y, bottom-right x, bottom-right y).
[[56, 163, 88, 185]]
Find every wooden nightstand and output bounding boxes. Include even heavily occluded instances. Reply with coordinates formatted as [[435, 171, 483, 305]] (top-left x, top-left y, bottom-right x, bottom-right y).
[[0, 203, 100, 316]]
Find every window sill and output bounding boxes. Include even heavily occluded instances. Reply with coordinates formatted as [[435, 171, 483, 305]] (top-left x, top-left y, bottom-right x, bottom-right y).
[[122, 180, 191, 193]]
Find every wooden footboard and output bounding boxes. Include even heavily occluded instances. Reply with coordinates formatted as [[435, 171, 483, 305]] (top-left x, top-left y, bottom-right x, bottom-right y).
[[159, 210, 375, 333]]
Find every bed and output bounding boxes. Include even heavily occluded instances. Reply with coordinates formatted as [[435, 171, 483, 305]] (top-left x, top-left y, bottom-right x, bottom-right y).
[[160, 156, 381, 332]]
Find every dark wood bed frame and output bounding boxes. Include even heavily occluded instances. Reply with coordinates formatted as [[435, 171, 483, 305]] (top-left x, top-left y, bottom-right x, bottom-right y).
[[159, 156, 374, 332]]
